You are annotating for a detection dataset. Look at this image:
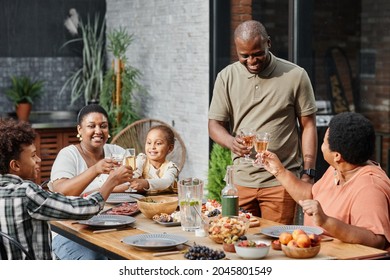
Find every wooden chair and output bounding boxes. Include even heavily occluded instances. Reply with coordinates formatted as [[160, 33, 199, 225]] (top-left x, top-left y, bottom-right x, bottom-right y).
[[0, 231, 34, 260], [110, 118, 187, 171]]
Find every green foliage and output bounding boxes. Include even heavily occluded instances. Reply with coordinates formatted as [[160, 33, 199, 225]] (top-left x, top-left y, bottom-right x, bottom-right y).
[[60, 14, 105, 106], [106, 26, 133, 60], [100, 67, 142, 135], [100, 27, 144, 136], [5, 76, 45, 105], [207, 143, 232, 202]]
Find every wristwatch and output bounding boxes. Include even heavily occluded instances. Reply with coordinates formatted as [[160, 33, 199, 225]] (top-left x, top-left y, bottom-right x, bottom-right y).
[[301, 169, 316, 178]]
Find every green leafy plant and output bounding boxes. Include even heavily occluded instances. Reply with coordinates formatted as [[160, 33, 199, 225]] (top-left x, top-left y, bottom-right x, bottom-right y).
[[100, 27, 144, 135], [5, 76, 45, 105], [106, 26, 133, 60], [60, 13, 105, 107], [207, 143, 232, 202]]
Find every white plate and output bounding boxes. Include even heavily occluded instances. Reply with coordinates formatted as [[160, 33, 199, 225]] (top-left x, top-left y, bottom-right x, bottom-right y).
[[77, 215, 136, 228], [260, 225, 323, 238], [106, 193, 144, 204], [122, 233, 187, 249]]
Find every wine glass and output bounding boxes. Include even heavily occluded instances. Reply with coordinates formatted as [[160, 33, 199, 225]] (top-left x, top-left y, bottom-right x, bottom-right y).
[[110, 153, 125, 169], [239, 127, 255, 162], [124, 148, 136, 170], [253, 132, 271, 168], [123, 148, 137, 193]]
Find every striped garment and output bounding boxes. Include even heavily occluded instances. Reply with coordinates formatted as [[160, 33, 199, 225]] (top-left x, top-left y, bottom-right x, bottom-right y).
[[0, 174, 105, 260]]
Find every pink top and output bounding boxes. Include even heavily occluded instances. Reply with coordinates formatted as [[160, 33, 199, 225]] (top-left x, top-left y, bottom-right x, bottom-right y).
[[304, 162, 390, 246]]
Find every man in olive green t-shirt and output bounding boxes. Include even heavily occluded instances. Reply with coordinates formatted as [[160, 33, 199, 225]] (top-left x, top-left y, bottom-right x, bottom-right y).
[[208, 20, 317, 224]]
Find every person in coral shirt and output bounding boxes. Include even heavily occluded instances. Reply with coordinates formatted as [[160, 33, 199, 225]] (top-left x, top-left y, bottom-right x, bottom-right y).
[[258, 112, 390, 251]]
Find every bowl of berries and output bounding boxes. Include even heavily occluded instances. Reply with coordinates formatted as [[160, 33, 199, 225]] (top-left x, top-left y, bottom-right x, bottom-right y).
[[184, 244, 226, 260], [234, 239, 271, 259]]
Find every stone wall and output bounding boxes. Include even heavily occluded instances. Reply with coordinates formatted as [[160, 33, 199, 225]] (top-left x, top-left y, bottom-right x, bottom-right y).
[[105, 0, 210, 180]]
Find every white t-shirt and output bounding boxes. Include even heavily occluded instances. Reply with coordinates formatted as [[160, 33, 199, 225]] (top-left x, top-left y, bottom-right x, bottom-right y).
[[49, 144, 125, 194], [133, 153, 179, 191]]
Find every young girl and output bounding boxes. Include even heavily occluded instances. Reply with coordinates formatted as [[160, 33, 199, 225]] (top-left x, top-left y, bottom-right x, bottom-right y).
[[128, 125, 179, 194]]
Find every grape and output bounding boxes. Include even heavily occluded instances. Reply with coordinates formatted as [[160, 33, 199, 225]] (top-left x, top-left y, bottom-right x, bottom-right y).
[[184, 244, 225, 260], [207, 209, 221, 217]]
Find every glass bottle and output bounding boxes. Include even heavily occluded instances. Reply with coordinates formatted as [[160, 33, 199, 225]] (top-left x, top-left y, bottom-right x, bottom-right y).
[[221, 165, 239, 216]]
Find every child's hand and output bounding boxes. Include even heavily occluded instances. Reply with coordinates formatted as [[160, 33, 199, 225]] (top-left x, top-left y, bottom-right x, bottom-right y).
[[129, 179, 149, 193]]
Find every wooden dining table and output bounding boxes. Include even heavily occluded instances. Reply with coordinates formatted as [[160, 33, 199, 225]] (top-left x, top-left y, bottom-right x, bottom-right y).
[[50, 208, 389, 260]]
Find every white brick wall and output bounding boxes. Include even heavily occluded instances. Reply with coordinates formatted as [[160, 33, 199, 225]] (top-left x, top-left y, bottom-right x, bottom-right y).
[[106, 0, 210, 181]]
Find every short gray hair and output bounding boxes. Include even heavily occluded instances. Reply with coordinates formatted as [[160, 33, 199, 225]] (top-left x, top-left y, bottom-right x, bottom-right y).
[[234, 20, 269, 42]]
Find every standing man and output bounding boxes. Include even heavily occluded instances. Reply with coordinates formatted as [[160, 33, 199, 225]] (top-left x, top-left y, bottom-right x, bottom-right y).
[[208, 20, 317, 224]]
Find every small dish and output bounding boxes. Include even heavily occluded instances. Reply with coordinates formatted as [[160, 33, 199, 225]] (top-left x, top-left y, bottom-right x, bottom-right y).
[[234, 240, 270, 259]]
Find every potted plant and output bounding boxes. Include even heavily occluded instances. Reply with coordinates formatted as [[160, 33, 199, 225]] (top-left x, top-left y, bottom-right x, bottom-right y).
[[60, 10, 105, 107], [100, 26, 144, 135], [207, 143, 232, 202], [5, 76, 45, 121]]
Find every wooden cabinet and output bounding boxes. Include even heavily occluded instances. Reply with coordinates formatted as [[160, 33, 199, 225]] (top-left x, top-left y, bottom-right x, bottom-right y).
[[34, 127, 79, 184]]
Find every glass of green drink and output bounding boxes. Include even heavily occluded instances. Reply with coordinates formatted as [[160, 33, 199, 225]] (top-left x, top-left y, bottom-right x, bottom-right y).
[[178, 178, 204, 232]]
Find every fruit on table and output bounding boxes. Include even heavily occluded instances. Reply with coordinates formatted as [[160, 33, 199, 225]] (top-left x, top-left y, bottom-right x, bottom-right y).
[[271, 239, 282, 250], [295, 233, 311, 248], [223, 235, 239, 244], [184, 244, 226, 260], [279, 232, 293, 245], [207, 208, 221, 217], [280, 229, 321, 249], [287, 240, 298, 247], [291, 229, 305, 240], [236, 240, 268, 248], [308, 233, 321, 246]]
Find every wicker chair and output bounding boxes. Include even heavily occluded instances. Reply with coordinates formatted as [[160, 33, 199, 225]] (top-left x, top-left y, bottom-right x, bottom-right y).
[[110, 118, 187, 171]]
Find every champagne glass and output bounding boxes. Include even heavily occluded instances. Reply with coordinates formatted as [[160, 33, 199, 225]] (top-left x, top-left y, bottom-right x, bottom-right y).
[[124, 148, 136, 170], [253, 132, 271, 168], [123, 148, 137, 192], [111, 153, 125, 169], [239, 127, 255, 162]]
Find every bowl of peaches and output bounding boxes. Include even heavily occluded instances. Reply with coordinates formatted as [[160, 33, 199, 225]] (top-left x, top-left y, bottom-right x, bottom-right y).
[[275, 229, 321, 259]]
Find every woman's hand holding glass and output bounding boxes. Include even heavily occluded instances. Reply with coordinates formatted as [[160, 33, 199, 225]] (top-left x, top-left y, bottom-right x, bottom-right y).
[[107, 164, 134, 188], [110, 153, 125, 169], [95, 158, 116, 174], [253, 132, 271, 168]]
